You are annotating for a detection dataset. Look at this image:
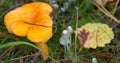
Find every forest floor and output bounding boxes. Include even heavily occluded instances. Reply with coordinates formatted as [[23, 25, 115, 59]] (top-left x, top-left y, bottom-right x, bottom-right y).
[[0, 0, 120, 63]]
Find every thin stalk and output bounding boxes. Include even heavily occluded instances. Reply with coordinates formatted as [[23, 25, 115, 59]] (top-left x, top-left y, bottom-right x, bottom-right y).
[[74, 7, 79, 63]]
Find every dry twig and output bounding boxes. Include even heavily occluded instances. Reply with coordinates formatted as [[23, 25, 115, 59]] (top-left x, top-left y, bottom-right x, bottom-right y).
[[0, 46, 14, 59], [88, 0, 120, 24], [113, 0, 120, 14]]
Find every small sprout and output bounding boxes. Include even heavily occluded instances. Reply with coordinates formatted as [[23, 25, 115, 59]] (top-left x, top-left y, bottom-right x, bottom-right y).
[[4, 2, 53, 60], [92, 57, 97, 63], [75, 23, 114, 48], [50, 0, 59, 9], [60, 2, 70, 12], [60, 0, 75, 12], [60, 26, 73, 53]]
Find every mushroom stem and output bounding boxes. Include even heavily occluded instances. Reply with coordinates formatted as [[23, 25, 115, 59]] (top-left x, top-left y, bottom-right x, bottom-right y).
[[35, 42, 49, 60]]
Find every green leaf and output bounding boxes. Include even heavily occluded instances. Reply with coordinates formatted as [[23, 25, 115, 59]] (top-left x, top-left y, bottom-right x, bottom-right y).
[[0, 41, 39, 50]]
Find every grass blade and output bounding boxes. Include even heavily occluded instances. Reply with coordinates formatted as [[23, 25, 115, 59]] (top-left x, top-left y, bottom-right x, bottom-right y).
[[0, 41, 39, 49]]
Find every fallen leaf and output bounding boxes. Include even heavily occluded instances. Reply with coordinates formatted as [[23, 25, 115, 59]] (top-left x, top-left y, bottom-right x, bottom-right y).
[[75, 23, 114, 49]]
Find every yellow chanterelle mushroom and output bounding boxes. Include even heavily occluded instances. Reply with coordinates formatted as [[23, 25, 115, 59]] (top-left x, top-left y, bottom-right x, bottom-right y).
[[4, 2, 53, 60]]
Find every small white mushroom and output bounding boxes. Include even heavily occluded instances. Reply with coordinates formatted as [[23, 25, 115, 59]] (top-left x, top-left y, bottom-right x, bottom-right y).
[[59, 26, 73, 53], [68, 26, 73, 33], [92, 57, 97, 63], [60, 30, 69, 45]]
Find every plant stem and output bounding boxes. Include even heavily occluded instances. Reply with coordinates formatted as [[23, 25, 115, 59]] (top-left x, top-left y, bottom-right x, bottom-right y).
[[74, 6, 79, 63]]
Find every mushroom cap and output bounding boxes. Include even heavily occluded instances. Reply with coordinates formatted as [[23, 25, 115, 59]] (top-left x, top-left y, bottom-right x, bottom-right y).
[[4, 2, 53, 43], [75, 23, 114, 48]]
